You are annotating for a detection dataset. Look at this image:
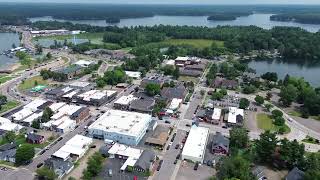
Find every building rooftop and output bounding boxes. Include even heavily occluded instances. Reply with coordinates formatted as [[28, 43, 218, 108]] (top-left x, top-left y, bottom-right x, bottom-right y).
[[23, 112, 43, 124], [49, 103, 66, 112], [227, 107, 244, 124], [52, 105, 83, 120], [182, 125, 209, 161], [125, 71, 141, 79], [168, 98, 182, 110], [129, 98, 155, 112], [70, 81, 91, 88], [57, 118, 75, 130], [77, 90, 117, 101], [108, 143, 143, 159], [74, 60, 94, 67], [145, 124, 171, 146], [12, 108, 34, 121], [88, 110, 152, 137], [212, 108, 222, 120], [114, 95, 137, 106], [57, 65, 82, 75], [24, 99, 48, 111]]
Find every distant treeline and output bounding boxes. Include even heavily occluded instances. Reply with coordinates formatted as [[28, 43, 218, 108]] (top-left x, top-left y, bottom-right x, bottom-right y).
[[270, 13, 320, 24], [32, 21, 320, 60], [1, 3, 320, 23], [207, 12, 252, 21]]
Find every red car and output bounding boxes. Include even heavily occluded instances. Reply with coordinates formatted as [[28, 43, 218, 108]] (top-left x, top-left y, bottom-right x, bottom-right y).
[[133, 176, 138, 180]]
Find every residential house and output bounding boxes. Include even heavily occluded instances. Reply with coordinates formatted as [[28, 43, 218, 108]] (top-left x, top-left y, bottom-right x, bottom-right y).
[[0, 149, 16, 163], [26, 133, 45, 144], [226, 107, 244, 126], [211, 132, 229, 155], [133, 150, 156, 173], [286, 167, 304, 180], [213, 77, 238, 89], [45, 158, 74, 179], [140, 74, 170, 89]]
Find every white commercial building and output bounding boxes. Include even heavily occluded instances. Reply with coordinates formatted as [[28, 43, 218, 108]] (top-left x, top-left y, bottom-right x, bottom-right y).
[[227, 107, 244, 124], [88, 110, 152, 145], [54, 116, 76, 134], [0, 117, 22, 133], [168, 98, 182, 111], [49, 102, 66, 112], [11, 99, 48, 121], [74, 60, 94, 67], [22, 112, 43, 126], [51, 105, 82, 120], [181, 125, 209, 163], [211, 108, 222, 121], [114, 95, 138, 110], [52, 134, 92, 161], [108, 143, 143, 171], [125, 71, 141, 79]]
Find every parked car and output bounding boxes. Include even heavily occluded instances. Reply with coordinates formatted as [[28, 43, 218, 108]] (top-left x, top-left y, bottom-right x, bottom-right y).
[[166, 145, 170, 150], [133, 176, 138, 180], [108, 169, 113, 177], [165, 120, 171, 124], [174, 159, 178, 164], [157, 160, 163, 171], [194, 162, 199, 170], [176, 153, 181, 159], [36, 163, 43, 168], [175, 144, 180, 149]]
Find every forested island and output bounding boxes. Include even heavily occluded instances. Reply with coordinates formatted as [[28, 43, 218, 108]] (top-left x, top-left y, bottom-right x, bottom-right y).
[[32, 21, 320, 60], [270, 13, 320, 24], [207, 12, 252, 21]]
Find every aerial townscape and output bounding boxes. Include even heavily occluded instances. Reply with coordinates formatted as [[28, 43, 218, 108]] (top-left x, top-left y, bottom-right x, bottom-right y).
[[0, 1, 320, 180]]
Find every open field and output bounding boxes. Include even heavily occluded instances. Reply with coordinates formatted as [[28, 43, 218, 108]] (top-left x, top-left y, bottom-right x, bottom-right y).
[[18, 76, 48, 91], [161, 39, 223, 49], [288, 110, 302, 117], [34, 32, 105, 44], [0, 101, 20, 114], [256, 113, 290, 134], [178, 76, 199, 84]]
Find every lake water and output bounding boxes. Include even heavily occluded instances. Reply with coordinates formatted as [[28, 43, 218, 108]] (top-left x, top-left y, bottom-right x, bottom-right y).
[[29, 14, 320, 32], [0, 32, 20, 68], [248, 60, 320, 87]]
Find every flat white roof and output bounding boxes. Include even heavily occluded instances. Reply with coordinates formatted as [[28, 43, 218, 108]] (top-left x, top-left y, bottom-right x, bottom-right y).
[[52, 105, 82, 120], [77, 90, 115, 101], [114, 95, 137, 106], [52, 116, 72, 126], [0, 117, 22, 132], [70, 81, 91, 88], [61, 86, 74, 93], [169, 98, 182, 110], [57, 119, 75, 130], [53, 134, 92, 159], [182, 125, 209, 161], [74, 60, 93, 67], [125, 71, 141, 79], [108, 143, 143, 159], [12, 108, 34, 121], [89, 110, 151, 137], [41, 120, 54, 128], [175, 56, 189, 61], [23, 112, 43, 124], [49, 102, 66, 112], [212, 108, 222, 120], [228, 107, 244, 124], [165, 60, 175, 66], [24, 99, 47, 110], [62, 90, 78, 98]]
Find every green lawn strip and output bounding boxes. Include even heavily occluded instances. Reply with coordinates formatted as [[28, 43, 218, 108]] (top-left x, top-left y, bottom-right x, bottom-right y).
[[0, 160, 15, 167], [310, 116, 320, 121], [256, 113, 290, 133], [288, 110, 302, 117], [302, 136, 320, 144], [178, 76, 200, 84], [0, 76, 14, 84], [0, 101, 21, 114], [18, 76, 48, 91]]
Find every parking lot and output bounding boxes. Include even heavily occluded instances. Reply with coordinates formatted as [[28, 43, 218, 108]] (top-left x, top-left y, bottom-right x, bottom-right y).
[[175, 161, 215, 180], [99, 158, 147, 180]]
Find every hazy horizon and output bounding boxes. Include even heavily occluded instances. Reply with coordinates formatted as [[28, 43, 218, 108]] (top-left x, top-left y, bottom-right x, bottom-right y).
[[1, 0, 320, 5]]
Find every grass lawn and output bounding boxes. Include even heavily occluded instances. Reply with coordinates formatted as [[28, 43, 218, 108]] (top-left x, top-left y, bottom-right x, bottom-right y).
[[18, 76, 48, 91], [0, 101, 20, 114], [310, 116, 320, 121], [288, 110, 302, 117], [257, 113, 274, 130], [34, 32, 105, 44], [178, 76, 200, 84], [161, 39, 223, 49], [256, 113, 290, 134], [0, 76, 14, 84]]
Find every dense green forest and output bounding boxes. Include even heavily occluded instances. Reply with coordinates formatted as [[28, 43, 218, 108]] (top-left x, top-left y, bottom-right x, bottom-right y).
[[1, 3, 320, 24], [33, 21, 320, 60], [207, 12, 252, 21], [270, 13, 320, 24]]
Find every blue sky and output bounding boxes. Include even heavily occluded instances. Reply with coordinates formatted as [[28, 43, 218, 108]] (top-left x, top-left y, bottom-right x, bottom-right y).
[[2, 0, 320, 4]]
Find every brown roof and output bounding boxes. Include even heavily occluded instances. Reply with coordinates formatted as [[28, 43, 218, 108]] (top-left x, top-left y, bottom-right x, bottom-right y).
[[145, 125, 170, 146]]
